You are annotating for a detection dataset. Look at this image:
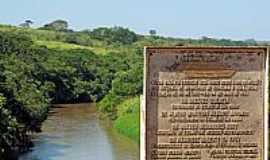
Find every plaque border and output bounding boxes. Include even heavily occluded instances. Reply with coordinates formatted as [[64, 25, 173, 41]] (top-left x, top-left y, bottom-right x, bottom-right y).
[[141, 46, 269, 160]]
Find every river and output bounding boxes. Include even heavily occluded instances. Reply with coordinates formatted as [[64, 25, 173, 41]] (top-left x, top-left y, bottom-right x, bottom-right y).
[[18, 103, 139, 160]]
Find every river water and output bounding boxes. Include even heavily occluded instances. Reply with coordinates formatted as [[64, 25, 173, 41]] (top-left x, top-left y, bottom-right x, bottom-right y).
[[19, 103, 139, 160]]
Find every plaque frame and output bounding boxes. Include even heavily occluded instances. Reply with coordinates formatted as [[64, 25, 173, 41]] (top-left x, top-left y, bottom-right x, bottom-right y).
[[141, 46, 269, 160]]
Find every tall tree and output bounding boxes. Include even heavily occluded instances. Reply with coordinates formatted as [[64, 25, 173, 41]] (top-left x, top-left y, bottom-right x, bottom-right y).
[[41, 20, 69, 31], [149, 29, 157, 36], [19, 20, 33, 28]]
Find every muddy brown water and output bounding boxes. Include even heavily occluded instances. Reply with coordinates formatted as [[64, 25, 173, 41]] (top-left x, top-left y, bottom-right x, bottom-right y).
[[18, 103, 139, 160]]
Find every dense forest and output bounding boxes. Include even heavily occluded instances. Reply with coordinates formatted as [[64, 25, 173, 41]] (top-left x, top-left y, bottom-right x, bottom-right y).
[[0, 20, 258, 159]]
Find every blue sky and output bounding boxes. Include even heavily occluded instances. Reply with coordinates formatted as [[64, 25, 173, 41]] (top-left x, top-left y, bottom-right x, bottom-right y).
[[0, 0, 269, 40]]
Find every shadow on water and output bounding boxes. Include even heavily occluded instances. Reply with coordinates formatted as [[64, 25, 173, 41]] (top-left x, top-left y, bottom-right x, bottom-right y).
[[18, 103, 139, 160], [19, 135, 71, 160]]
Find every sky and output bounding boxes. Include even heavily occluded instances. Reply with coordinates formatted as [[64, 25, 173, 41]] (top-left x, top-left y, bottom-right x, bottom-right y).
[[0, 0, 269, 41]]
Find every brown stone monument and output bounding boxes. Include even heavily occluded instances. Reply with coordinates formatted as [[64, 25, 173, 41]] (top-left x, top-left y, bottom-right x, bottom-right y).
[[141, 47, 268, 160]]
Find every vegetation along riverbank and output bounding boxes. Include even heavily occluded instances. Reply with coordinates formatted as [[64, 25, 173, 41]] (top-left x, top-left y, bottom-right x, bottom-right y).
[[0, 20, 258, 159]]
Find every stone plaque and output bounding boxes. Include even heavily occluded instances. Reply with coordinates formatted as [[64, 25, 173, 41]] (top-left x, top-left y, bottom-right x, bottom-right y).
[[142, 47, 268, 160]]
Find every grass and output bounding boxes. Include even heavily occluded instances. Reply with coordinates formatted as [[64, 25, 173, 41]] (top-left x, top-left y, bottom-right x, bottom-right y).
[[35, 40, 118, 55], [0, 24, 67, 41], [113, 97, 140, 142], [36, 40, 94, 50]]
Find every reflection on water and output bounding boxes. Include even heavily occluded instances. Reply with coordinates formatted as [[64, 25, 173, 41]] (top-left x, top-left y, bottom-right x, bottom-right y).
[[19, 103, 139, 160]]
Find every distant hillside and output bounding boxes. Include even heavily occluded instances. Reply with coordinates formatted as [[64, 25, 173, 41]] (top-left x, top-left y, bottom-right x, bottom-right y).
[[0, 23, 258, 52]]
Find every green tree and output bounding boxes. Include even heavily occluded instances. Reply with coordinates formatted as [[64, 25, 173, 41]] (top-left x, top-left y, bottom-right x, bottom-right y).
[[0, 95, 19, 158], [149, 29, 157, 36], [19, 20, 33, 28], [111, 65, 143, 96], [41, 20, 69, 31], [91, 27, 138, 44]]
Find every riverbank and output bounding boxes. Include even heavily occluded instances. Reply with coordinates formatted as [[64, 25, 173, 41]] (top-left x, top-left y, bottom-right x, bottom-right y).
[[0, 26, 142, 158], [97, 95, 140, 143], [113, 97, 140, 142]]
